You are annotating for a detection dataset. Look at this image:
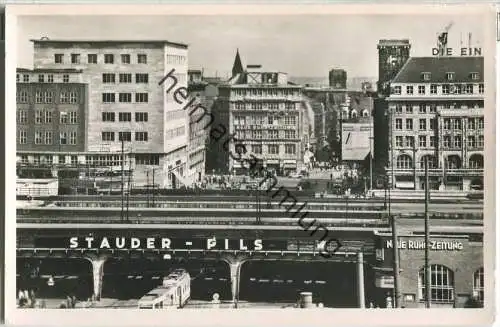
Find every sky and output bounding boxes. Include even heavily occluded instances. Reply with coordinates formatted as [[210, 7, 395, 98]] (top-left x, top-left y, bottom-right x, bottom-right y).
[[17, 14, 485, 79]]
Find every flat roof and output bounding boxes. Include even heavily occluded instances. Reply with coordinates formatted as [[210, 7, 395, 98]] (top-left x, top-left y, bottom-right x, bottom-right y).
[[17, 67, 84, 73], [31, 38, 188, 49]]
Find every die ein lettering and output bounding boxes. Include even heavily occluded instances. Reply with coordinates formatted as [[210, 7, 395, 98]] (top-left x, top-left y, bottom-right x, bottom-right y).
[[385, 240, 463, 251], [69, 237, 263, 251], [431, 47, 482, 56]]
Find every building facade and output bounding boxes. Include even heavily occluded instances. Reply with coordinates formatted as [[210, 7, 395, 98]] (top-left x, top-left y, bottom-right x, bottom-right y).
[[377, 39, 411, 96], [29, 38, 191, 189], [329, 69, 347, 89], [387, 56, 484, 191], [215, 58, 305, 176]]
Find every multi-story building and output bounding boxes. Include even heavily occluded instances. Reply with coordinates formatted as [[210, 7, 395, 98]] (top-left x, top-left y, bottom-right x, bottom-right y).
[[387, 56, 484, 191], [329, 69, 347, 89], [29, 38, 191, 189], [215, 54, 305, 176], [377, 39, 411, 96]]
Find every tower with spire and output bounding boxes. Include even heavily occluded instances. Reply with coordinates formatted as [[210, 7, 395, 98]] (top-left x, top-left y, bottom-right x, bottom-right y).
[[231, 48, 244, 77]]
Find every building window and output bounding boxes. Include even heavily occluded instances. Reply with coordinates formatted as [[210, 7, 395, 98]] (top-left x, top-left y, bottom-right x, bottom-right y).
[[467, 135, 476, 148], [268, 144, 279, 155], [430, 84, 438, 94], [446, 72, 455, 81], [102, 93, 116, 103], [419, 119, 426, 130], [70, 155, 77, 165], [406, 105, 413, 114], [478, 84, 484, 94], [69, 131, 77, 145], [430, 136, 436, 147], [119, 93, 132, 103], [393, 86, 401, 95], [404, 136, 414, 148], [429, 118, 436, 130], [17, 110, 27, 124], [469, 154, 483, 168], [447, 155, 461, 169], [419, 104, 426, 114], [17, 90, 28, 103], [102, 112, 115, 122], [102, 73, 116, 83], [395, 136, 403, 147], [418, 85, 425, 95], [63, 74, 69, 83], [394, 104, 402, 114], [23, 75, 29, 83], [118, 112, 132, 122], [395, 118, 402, 130], [285, 130, 296, 139], [44, 131, 53, 144], [454, 135, 462, 148], [418, 264, 454, 303], [137, 54, 147, 64], [102, 132, 115, 142], [135, 154, 160, 165], [18, 130, 27, 144], [251, 145, 262, 154], [60, 132, 67, 145], [16, 74, 20, 82], [405, 118, 413, 130], [443, 135, 451, 148], [69, 92, 77, 104], [69, 112, 78, 124], [119, 73, 132, 83], [135, 132, 148, 141], [121, 54, 130, 64], [88, 54, 97, 64], [465, 84, 474, 94], [285, 144, 296, 154], [60, 112, 68, 124], [418, 135, 427, 147], [406, 86, 413, 95], [422, 72, 431, 81], [37, 73, 44, 82], [118, 132, 132, 142], [453, 119, 461, 130], [71, 53, 80, 64], [35, 110, 43, 124], [135, 93, 149, 103], [135, 112, 148, 122], [104, 54, 114, 64], [477, 135, 484, 148], [35, 91, 43, 103], [54, 54, 63, 64], [471, 72, 480, 80], [268, 130, 278, 139], [467, 118, 476, 130], [135, 73, 149, 84], [396, 154, 412, 169], [420, 155, 437, 169], [429, 104, 437, 113], [44, 110, 52, 124], [443, 118, 451, 130], [47, 74, 54, 83], [478, 118, 484, 129], [442, 84, 450, 94], [473, 268, 484, 303], [34, 131, 42, 144]]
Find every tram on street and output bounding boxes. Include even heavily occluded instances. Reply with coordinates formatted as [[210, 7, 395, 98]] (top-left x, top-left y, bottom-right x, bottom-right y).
[[138, 269, 191, 309]]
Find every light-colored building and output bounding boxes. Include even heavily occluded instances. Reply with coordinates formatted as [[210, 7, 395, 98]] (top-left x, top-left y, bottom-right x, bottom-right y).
[[387, 56, 484, 191], [30, 38, 191, 188], [215, 52, 306, 176]]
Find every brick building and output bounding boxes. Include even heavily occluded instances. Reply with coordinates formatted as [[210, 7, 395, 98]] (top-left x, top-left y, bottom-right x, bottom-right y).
[[387, 56, 484, 191], [27, 38, 192, 189]]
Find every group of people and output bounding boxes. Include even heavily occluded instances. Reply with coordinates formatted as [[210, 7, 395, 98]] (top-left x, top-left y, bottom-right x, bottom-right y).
[[17, 289, 44, 308], [58, 295, 78, 309]]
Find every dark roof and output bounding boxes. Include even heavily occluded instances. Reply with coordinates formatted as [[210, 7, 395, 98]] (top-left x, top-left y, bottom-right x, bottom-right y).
[[17, 68, 83, 73], [231, 49, 244, 77], [377, 39, 410, 47], [392, 56, 484, 84], [31, 38, 188, 49]]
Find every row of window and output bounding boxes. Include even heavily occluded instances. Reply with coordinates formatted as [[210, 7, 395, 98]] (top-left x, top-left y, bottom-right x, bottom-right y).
[[102, 73, 149, 84], [231, 89, 300, 97], [392, 102, 482, 114], [395, 154, 484, 169], [394, 135, 484, 149], [17, 90, 79, 104], [234, 103, 298, 110], [417, 265, 484, 303], [18, 154, 161, 166], [166, 54, 187, 65], [394, 117, 483, 131], [18, 130, 77, 145], [54, 53, 148, 65], [166, 126, 186, 139], [234, 115, 297, 126], [420, 72, 481, 82], [393, 83, 484, 95], [101, 131, 149, 142], [17, 110, 79, 125], [102, 92, 149, 103], [102, 112, 148, 122], [245, 144, 297, 155], [17, 74, 71, 84], [235, 130, 297, 140]]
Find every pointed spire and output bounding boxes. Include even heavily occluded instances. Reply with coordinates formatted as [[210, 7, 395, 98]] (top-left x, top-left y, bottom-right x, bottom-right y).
[[232, 48, 244, 77]]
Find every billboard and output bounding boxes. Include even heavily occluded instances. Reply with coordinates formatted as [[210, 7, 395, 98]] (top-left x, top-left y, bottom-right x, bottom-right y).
[[341, 122, 373, 161]]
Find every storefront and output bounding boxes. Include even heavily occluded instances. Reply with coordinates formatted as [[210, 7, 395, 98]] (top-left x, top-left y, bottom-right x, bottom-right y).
[[372, 233, 484, 308]]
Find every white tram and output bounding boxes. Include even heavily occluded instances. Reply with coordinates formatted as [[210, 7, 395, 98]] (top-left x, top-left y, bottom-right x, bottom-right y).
[[138, 269, 191, 309]]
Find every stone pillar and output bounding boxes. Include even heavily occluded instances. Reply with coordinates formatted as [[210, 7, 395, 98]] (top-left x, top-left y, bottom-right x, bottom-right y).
[[357, 252, 365, 309], [91, 257, 106, 301], [229, 261, 242, 308]]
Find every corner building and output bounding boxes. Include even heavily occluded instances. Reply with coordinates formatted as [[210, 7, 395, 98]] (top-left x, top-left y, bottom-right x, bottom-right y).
[[387, 56, 484, 191], [31, 39, 191, 188]]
